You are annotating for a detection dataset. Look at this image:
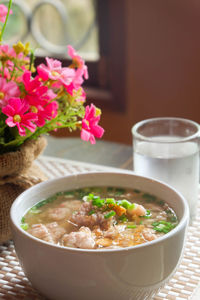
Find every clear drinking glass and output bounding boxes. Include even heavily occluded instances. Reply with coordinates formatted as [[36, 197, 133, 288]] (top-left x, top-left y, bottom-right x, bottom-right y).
[[132, 117, 200, 221]]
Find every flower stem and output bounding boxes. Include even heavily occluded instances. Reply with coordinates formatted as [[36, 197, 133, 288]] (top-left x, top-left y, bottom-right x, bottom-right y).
[[0, 0, 13, 43]]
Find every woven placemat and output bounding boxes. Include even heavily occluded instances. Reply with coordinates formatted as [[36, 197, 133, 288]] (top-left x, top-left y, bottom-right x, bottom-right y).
[[0, 156, 200, 300]]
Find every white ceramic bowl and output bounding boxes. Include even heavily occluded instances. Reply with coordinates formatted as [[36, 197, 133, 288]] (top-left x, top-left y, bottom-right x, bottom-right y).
[[10, 172, 189, 300]]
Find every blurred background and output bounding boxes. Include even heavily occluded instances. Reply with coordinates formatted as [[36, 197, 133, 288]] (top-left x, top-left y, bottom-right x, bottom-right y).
[[3, 0, 200, 144]]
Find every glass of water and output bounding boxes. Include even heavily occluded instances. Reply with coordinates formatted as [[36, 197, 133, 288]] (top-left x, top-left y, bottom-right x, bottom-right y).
[[132, 117, 200, 221]]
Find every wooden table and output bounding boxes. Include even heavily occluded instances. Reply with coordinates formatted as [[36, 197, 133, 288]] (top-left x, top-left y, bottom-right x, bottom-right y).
[[43, 136, 200, 300]]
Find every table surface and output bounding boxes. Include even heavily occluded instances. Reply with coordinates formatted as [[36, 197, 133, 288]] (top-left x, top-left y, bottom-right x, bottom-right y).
[[43, 136, 133, 170], [43, 136, 200, 300], [1, 135, 199, 300]]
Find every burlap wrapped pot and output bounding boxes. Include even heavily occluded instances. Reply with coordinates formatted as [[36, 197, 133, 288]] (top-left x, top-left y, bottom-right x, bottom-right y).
[[0, 136, 48, 243]]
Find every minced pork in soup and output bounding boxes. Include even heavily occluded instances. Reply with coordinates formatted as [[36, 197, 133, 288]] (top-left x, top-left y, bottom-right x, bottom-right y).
[[21, 187, 178, 249]]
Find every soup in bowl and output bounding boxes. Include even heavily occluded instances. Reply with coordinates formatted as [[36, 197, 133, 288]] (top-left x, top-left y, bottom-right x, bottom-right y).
[[10, 172, 189, 300], [22, 186, 178, 250]]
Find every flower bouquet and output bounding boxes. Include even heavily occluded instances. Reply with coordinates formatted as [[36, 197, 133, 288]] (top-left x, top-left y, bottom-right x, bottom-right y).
[[0, 1, 104, 242]]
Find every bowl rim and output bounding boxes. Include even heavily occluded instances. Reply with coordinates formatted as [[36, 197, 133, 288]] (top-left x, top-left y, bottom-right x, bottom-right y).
[[10, 171, 189, 253]]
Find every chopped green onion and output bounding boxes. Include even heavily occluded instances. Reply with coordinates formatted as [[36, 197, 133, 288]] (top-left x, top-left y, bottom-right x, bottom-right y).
[[115, 188, 125, 196], [105, 198, 116, 205], [126, 225, 137, 229], [83, 187, 91, 192], [120, 199, 132, 209], [157, 200, 165, 206], [170, 216, 178, 222], [157, 224, 165, 229], [104, 211, 116, 219], [92, 187, 102, 193], [21, 223, 29, 231], [84, 193, 105, 207], [33, 201, 45, 209], [88, 210, 95, 215], [47, 196, 57, 203], [142, 193, 156, 202], [116, 200, 122, 205], [118, 214, 128, 222], [152, 220, 176, 233], [21, 216, 25, 224], [152, 220, 170, 226], [165, 209, 178, 223], [142, 209, 151, 219], [76, 189, 88, 199], [133, 189, 140, 193], [128, 203, 135, 210], [92, 198, 105, 208], [29, 207, 41, 214], [87, 193, 98, 200], [63, 191, 74, 197], [32, 200, 47, 209], [152, 222, 158, 226], [82, 195, 91, 202], [33, 195, 57, 209], [56, 191, 63, 196]]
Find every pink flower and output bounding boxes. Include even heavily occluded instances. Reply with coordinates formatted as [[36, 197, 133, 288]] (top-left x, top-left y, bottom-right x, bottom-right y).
[[37, 57, 76, 89], [66, 86, 85, 103], [32, 101, 58, 127], [68, 45, 88, 80], [27, 87, 58, 127], [22, 71, 48, 105], [0, 77, 20, 108], [2, 98, 37, 136], [1, 67, 10, 80], [81, 104, 104, 144], [62, 68, 85, 93], [41, 89, 57, 101], [0, 44, 16, 58], [0, 5, 12, 23], [59, 67, 76, 86], [23, 71, 43, 93], [72, 68, 84, 89], [37, 57, 62, 81], [22, 71, 58, 127]]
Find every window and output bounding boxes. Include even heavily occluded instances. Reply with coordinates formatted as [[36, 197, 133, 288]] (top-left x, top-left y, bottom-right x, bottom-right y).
[[4, 0, 126, 111], [4, 0, 99, 59]]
